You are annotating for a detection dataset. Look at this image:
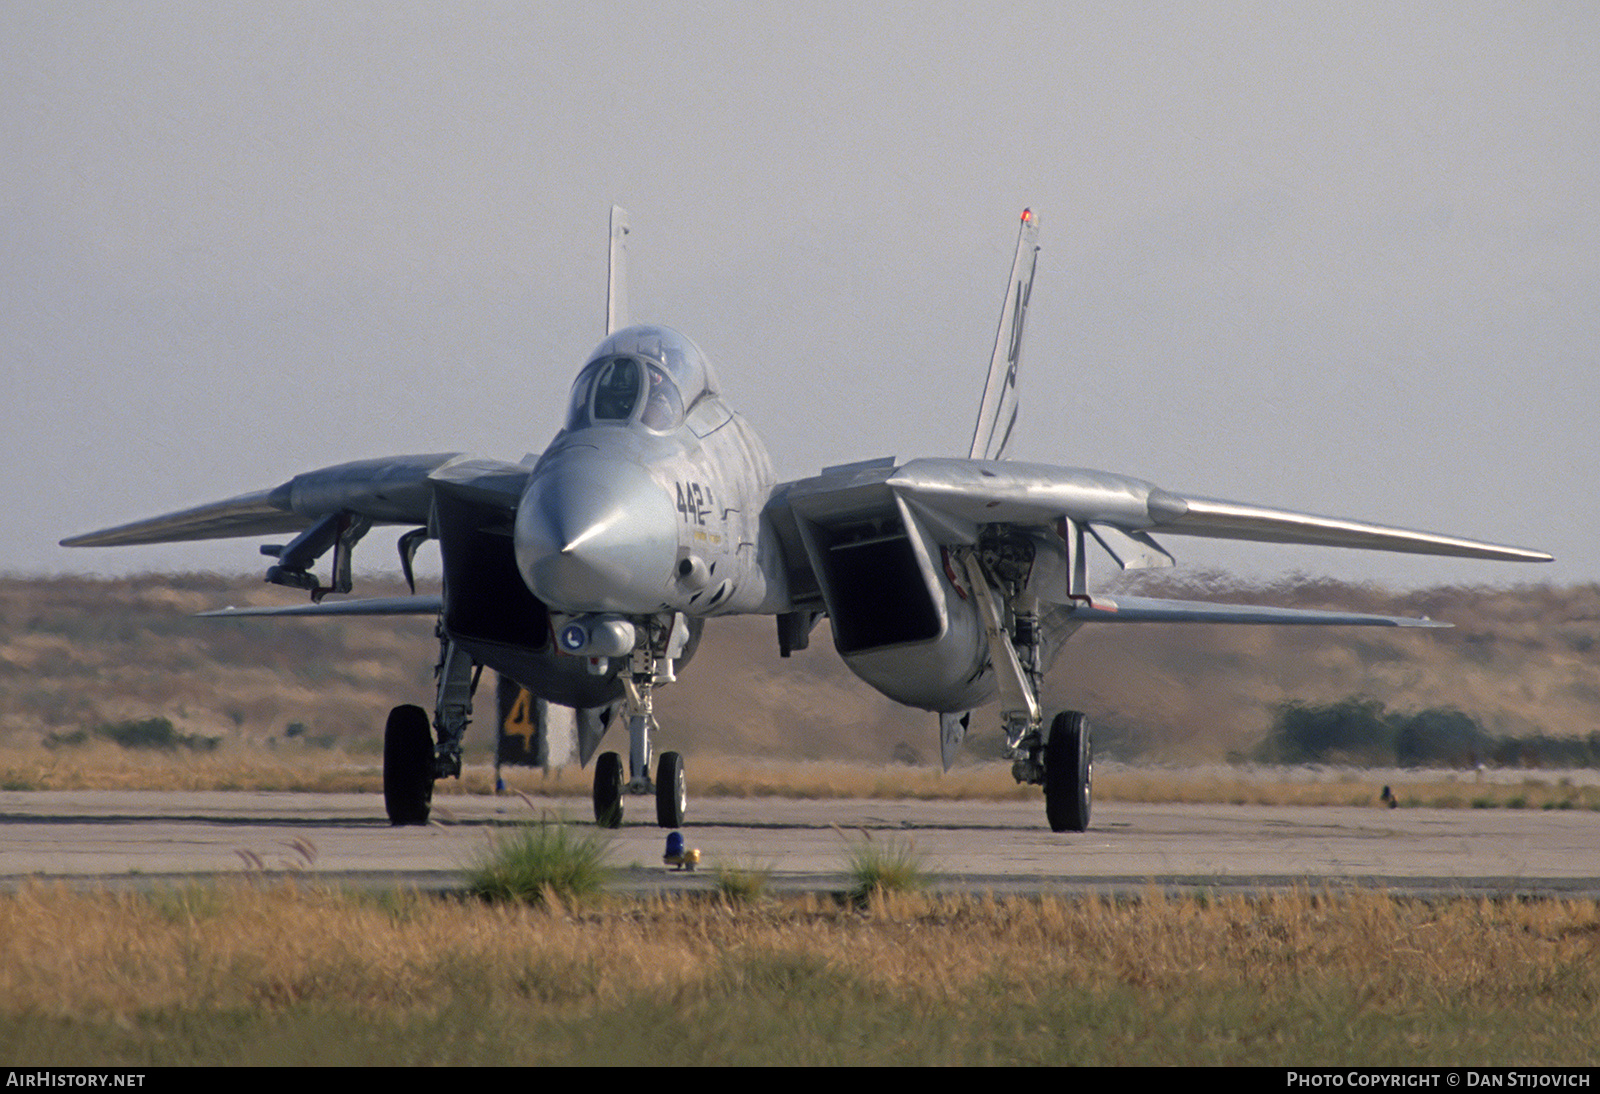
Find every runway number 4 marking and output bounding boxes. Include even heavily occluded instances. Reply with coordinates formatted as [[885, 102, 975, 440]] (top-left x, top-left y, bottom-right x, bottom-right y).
[[502, 687, 534, 746]]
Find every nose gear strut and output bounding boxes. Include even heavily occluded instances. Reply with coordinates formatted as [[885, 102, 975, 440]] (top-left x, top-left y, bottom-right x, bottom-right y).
[[589, 612, 692, 828]]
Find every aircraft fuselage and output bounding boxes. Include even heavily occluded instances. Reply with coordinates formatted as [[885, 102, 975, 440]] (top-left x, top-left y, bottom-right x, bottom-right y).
[[514, 325, 786, 627]]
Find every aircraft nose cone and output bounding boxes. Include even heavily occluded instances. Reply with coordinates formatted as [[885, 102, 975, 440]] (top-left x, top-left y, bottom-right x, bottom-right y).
[[515, 452, 678, 614]]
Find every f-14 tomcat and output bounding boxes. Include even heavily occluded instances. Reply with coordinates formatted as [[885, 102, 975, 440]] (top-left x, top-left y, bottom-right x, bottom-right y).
[[63, 208, 1552, 832]]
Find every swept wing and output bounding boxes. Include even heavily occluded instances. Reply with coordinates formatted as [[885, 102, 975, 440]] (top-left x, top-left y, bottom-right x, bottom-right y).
[[768, 455, 1549, 630], [197, 596, 442, 618], [1058, 594, 1446, 627], [887, 458, 1549, 563], [60, 453, 531, 548]]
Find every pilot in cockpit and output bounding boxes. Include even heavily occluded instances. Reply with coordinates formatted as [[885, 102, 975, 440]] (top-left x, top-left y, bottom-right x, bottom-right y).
[[566, 327, 717, 435]]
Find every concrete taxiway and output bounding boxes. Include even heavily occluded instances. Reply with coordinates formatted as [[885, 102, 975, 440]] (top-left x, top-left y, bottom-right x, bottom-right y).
[[2, 789, 1597, 897]]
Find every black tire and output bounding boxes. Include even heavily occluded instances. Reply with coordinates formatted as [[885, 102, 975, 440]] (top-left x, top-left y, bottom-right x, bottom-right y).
[[593, 751, 624, 828], [384, 704, 434, 826], [656, 751, 687, 828], [1043, 710, 1091, 833]]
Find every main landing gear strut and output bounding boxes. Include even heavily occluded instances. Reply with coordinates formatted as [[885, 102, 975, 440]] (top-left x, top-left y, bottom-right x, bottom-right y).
[[952, 540, 1093, 833], [383, 628, 477, 826], [592, 615, 689, 829]]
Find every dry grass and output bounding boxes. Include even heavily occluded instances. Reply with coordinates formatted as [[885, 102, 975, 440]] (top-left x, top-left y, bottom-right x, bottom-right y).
[[4, 743, 1597, 810], [0, 741, 375, 793], [1094, 767, 1600, 811], [2, 882, 1597, 1064]]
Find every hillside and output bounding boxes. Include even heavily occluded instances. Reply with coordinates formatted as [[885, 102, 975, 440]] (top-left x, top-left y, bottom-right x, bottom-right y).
[[1, 573, 1595, 764]]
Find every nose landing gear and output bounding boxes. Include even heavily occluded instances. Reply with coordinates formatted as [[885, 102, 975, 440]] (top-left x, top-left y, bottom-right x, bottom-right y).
[[588, 614, 692, 828]]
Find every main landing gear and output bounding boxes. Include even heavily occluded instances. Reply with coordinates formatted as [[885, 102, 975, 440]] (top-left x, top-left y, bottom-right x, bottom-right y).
[[383, 630, 477, 826], [383, 704, 433, 826], [1043, 710, 1092, 833], [1002, 706, 1093, 834], [951, 539, 1094, 833], [590, 616, 691, 829]]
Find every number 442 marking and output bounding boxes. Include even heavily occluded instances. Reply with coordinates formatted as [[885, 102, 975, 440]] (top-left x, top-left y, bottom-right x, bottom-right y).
[[676, 481, 713, 525]]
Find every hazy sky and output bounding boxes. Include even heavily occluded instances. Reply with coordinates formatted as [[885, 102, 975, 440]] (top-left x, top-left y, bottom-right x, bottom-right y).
[[4, 3, 1595, 589]]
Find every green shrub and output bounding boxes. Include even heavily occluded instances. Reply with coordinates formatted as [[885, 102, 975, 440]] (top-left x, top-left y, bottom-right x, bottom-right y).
[[1393, 708, 1486, 768], [712, 858, 774, 905], [1261, 698, 1393, 764], [1260, 699, 1504, 768], [44, 717, 219, 752], [841, 832, 930, 904], [464, 822, 612, 905]]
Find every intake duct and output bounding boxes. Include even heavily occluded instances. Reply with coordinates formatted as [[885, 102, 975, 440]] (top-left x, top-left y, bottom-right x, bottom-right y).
[[794, 495, 942, 655]]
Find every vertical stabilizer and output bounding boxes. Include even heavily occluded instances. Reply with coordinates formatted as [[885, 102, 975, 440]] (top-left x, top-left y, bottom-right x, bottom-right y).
[[606, 205, 630, 336], [968, 208, 1040, 461]]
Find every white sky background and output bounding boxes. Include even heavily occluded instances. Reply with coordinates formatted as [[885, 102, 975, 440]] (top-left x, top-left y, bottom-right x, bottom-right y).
[[3, 3, 1595, 589]]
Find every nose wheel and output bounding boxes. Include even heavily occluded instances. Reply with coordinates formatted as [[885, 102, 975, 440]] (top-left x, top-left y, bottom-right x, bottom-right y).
[[589, 618, 693, 828], [591, 748, 690, 828], [593, 751, 624, 828], [656, 751, 686, 827]]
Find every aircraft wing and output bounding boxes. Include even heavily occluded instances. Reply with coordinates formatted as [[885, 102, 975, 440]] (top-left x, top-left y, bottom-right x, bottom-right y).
[[884, 457, 1552, 563], [1144, 493, 1553, 560], [766, 456, 1550, 622], [1059, 594, 1447, 627], [61, 453, 532, 548], [196, 596, 443, 618], [59, 485, 319, 547]]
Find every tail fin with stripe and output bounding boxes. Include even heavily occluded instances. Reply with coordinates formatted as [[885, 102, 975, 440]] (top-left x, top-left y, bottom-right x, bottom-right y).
[[968, 208, 1040, 461]]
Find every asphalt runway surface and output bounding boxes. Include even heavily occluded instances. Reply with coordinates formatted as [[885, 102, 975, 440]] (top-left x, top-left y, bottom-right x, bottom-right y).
[[3, 789, 1598, 898]]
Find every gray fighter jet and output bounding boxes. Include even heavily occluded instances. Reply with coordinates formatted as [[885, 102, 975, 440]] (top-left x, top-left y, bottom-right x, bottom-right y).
[[63, 208, 1551, 832]]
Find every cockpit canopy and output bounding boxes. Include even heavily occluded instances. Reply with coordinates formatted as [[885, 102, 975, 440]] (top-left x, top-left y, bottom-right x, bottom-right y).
[[564, 326, 720, 434]]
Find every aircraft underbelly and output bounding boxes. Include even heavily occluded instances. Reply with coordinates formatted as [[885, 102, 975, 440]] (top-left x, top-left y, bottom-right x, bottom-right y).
[[454, 635, 625, 710]]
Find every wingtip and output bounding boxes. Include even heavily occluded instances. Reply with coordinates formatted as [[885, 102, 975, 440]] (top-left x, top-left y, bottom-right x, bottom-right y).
[[1404, 617, 1454, 629], [1482, 546, 1554, 564]]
